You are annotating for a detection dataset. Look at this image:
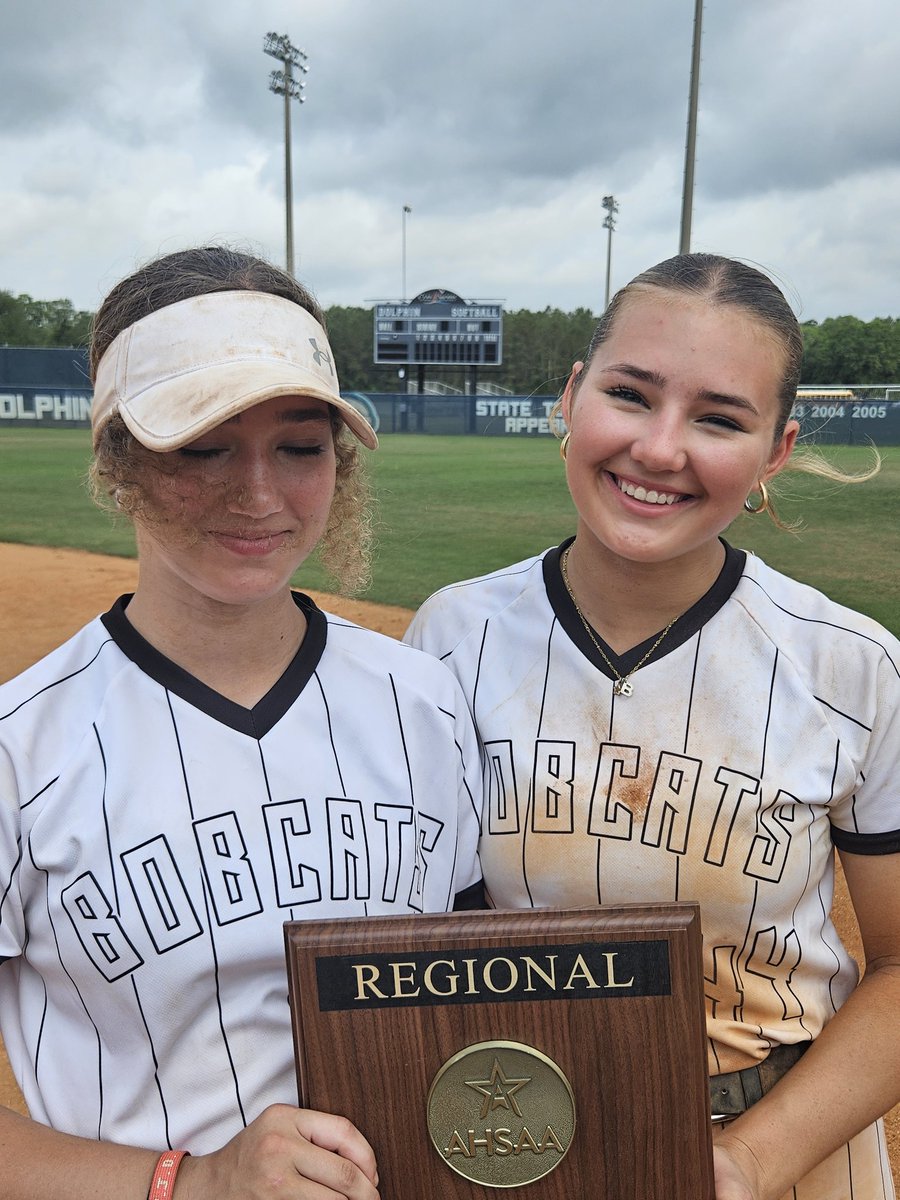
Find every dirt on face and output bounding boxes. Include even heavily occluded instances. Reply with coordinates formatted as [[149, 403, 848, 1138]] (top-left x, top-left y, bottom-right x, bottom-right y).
[[0, 542, 895, 1192]]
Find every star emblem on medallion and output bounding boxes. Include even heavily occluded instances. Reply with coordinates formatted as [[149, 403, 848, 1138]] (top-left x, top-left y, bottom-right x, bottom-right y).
[[465, 1056, 531, 1119]]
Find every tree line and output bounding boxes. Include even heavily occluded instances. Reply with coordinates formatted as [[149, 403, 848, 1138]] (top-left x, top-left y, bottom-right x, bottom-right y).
[[0, 291, 93, 350], [2, 288, 897, 394]]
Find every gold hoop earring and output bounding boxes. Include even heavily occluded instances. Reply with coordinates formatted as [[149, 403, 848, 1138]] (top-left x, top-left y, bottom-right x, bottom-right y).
[[744, 480, 770, 515], [559, 432, 570, 461]]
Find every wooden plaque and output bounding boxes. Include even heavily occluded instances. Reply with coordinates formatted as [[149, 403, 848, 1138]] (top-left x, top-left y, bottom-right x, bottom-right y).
[[284, 904, 714, 1199]]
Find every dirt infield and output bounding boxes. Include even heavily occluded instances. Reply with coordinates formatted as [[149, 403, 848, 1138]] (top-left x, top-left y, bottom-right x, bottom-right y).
[[0, 542, 896, 1186], [0, 542, 414, 682]]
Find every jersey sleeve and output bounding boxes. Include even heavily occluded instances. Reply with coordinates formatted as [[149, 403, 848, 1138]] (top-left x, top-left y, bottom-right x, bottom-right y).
[[404, 600, 485, 898], [829, 639, 900, 854], [404, 589, 467, 660], [0, 742, 26, 962], [404, 605, 437, 656]]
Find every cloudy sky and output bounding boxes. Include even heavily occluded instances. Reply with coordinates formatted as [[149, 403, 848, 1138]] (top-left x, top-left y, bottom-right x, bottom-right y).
[[2, 0, 898, 322]]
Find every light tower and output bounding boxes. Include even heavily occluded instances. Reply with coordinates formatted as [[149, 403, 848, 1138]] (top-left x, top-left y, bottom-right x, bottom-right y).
[[264, 31, 308, 276], [602, 194, 619, 309], [402, 205, 412, 301], [679, 0, 703, 253]]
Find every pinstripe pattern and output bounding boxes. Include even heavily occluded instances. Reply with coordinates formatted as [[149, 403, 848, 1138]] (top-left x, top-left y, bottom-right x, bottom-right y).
[[406, 541, 900, 1199], [0, 592, 482, 1152]]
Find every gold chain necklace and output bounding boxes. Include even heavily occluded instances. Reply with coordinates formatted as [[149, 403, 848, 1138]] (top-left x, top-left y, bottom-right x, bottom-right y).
[[559, 546, 681, 697]]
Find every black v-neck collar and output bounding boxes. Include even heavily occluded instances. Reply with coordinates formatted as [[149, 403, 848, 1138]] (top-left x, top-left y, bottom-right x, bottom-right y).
[[100, 592, 327, 739], [543, 537, 745, 681]]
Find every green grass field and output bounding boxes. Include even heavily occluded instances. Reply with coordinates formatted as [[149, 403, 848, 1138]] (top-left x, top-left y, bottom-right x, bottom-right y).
[[1, 428, 897, 633]]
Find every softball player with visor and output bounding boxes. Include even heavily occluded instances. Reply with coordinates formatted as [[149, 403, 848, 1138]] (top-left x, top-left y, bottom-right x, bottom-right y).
[[406, 253, 900, 1200], [0, 246, 483, 1200]]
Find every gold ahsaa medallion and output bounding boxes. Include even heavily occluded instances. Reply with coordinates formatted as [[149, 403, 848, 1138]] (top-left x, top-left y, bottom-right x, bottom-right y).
[[427, 1040, 576, 1188]]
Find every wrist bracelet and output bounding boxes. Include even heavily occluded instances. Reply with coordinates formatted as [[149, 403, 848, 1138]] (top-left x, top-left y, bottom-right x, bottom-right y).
[[147, 1149, 190, 1200]]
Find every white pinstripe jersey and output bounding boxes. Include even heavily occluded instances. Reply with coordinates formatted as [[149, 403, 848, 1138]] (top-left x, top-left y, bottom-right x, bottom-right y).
[[405, 541, 900, 1075], [0, 594, 482, 1152]]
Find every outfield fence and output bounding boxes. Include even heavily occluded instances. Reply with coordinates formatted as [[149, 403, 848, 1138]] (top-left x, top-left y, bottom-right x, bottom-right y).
[[4, 389, 900, 445], [2, 345, 900, 445]]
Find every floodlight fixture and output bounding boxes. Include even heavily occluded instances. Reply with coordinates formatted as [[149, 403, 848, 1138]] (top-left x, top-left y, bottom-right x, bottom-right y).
[[270, 70, 306, 102], [264, 32, 308, 70]]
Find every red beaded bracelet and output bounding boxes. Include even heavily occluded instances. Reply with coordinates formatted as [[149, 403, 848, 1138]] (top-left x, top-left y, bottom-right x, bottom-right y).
[[147, 1149, 190, 1200]]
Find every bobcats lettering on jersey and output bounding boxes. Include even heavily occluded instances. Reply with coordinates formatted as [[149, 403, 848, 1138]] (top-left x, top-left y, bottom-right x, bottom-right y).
[[0, 594, 482, 1152], [406, 540, 900, 1200], [406, 542, 900, 1072], [488, 735, 795, 882], [62, 795, 441, 981]]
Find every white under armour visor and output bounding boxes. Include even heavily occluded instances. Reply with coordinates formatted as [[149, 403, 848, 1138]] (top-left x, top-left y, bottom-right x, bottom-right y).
[[91, 290, 378, 451]]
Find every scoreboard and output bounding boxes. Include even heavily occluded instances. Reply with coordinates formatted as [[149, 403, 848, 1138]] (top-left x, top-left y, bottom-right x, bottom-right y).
[[373, 289, 503, 367]]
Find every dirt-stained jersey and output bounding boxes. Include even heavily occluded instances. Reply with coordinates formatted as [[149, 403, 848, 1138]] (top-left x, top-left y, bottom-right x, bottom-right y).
[[405, 541, 900, 1075], [0, 594, 482, 1152]]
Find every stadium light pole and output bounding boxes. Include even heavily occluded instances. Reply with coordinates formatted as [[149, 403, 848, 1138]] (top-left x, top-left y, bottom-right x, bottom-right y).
[[402, 205, 411, 301], [602, 194, 619, 309], [679, 0, 703, 253], [264, 31, 308, 277]]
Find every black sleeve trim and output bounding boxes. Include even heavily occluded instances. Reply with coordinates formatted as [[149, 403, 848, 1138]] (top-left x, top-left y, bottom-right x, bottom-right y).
[[831, 825, 900, 856], [453, 878, 487, 910]]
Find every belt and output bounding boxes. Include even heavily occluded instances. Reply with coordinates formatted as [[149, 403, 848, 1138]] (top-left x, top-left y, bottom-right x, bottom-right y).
[[710, 1041, 810, 1121]]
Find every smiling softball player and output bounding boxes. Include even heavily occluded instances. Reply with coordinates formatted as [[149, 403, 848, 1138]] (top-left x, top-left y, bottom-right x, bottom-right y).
[[406, 253, 900, 1200]]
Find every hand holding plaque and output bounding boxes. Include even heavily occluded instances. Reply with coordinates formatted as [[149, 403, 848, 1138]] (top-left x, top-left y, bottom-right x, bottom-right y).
[[285, 903, 714, 1199]]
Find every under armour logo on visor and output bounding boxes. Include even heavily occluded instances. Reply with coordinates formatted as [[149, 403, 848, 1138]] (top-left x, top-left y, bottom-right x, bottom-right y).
[[309, 338, 334, 374]]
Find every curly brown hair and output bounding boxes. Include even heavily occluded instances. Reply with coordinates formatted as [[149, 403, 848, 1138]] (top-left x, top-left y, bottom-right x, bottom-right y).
[[89, 246, 373, 593]]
